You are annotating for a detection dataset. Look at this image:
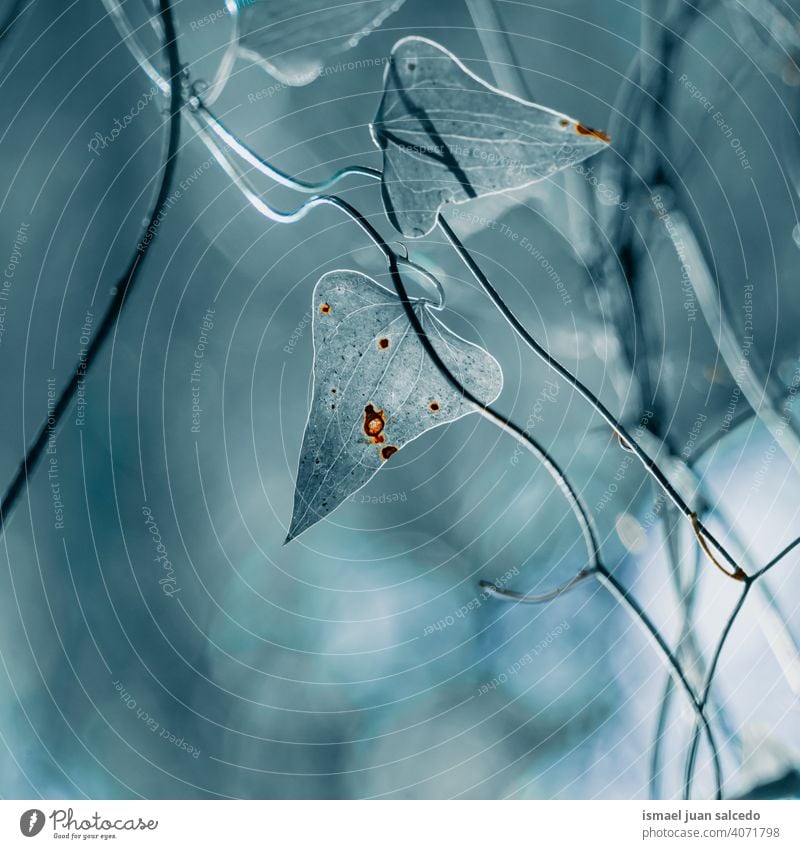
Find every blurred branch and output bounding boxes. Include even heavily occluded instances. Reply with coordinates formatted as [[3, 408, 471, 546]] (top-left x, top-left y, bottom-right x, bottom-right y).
[[663, 209, 800, 479], [0, 0, 29, 79], [440, 215, 747, 582], [0, 0, 183, 534], [684, 583, 751, 799], [464, 0, 524, 96], [185, 101, 606, 585], [596, 564, 723, 799], [100, 0, 170, 94]]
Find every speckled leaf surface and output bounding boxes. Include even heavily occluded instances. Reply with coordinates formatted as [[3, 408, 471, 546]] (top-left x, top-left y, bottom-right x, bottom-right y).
[[286, 269, 503, 541], [235, 0, 406, 86], [371, 37, 611, 237]]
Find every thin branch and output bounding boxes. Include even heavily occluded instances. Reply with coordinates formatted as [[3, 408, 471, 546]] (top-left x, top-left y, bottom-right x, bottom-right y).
[[651, 502, 704, 799], [596, 564, 723, 800], [187, 108, 606, 582], [202, 0, 240, 105], [663, 209, 800, 479], [0, 0, 183, 534], [439, 214, 747, 582], [0, 0, 32, 82], [753, 534, 800, 580], [464, 0, 596, 265], [479, 568, 595, 604], [463, 0, 525, 98], [100, 0, 170, 95], [190, 98, 382, 191], [690, 513, 747, 582], [684, 582, 751, 799]]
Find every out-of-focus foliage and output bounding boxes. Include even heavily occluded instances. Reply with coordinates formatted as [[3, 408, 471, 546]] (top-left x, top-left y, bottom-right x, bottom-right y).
[[236, 0, 406, 85]]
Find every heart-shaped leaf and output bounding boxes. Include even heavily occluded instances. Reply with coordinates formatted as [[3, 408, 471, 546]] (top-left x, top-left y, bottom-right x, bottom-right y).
[[234, 0, 406, 86], [370, 36, 611, 237], [286, 269, 503, 541]]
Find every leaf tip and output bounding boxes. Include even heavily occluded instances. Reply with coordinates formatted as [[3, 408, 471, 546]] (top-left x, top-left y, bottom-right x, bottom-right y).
[[575, 122, 611, 144]]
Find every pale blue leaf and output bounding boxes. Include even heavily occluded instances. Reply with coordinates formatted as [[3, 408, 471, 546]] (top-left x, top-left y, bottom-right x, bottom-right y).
[[370, 36, 611, 237], [286, 269, 503, 541]]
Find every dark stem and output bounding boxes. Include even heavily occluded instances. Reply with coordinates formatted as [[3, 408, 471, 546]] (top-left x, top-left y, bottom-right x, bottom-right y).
[[315, 197, 604, 576], [683, 582, 751, 799], [752, 535, 800, 581], [0, 0, 183, 534], [595, 564, 723, 800], [438, 214, 746, 582]]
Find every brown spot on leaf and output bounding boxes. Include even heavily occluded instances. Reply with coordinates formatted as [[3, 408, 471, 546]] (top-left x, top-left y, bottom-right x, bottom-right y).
[[559, 119, 569, 127], [429, 402, 440, 412], [381, 445, 398, 461], [320, 302, 331, 314], [575, 123, 611, 143], [331, 388, 336, 393], [378, 338, 390, 349], [363, 404, 386, 443]]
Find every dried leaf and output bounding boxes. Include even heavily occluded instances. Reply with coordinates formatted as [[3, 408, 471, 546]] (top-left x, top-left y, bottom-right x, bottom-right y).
[[286, 269, 503, 541], [370, 36, 611, 237], [234, 0, 405, 86]]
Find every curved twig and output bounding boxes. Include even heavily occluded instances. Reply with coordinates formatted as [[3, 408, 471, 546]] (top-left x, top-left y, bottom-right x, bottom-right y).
[[439, 214, 746, 583], [100, 0, 170, 94], [479, 568, 595, 605], [754, 534, 800, 581], [0, 0, 182, 534], [191, 98, 383, 192], [684, 582, 751, 799], [202, 0, 240, 105], [597, 564, 723, 800], [186, 107, 605, 581]]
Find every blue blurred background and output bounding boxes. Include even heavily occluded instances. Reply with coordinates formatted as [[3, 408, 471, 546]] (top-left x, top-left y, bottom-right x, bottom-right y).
[[0, 0, 799, 799]]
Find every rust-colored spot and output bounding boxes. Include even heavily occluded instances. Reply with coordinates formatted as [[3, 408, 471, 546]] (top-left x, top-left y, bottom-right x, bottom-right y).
[[363, 404, 386, 443], [559, 119, 569, 127], [378, 338, 390, 349], [320, 302, 331, 314], [381, 445, 398, 461], [575, 123, 611, 143], [429, 402, 440, 412]]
